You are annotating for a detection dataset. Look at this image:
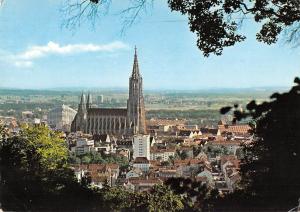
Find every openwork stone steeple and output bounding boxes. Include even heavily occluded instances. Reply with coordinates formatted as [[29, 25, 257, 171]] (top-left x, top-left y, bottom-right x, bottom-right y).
[[127, 47, 146, 134], [79, 93, 86, 112], [86, 93, 92, 109], [131, 46, 140, 79]]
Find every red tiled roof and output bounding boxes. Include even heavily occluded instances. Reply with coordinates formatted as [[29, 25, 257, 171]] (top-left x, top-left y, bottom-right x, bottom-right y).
[[179, 130, 193, 136], [221, 155, 240, 168], [106, 163, 119, 170], [150, 160, 161, 166], [200, 128, 219, 135], [134, 157, 150, 164], [129, 177, 162, 185], [88, 164, 106, 171], [219, 124, 251, 134], [158, 168, 177, 173], [147, 119, 186, 126], [174, 159, 204, 166], [74, 163, 119, 173], [90, 175, 108, 183], [150, 146, 176, 153], [209, 140, 241, 145]]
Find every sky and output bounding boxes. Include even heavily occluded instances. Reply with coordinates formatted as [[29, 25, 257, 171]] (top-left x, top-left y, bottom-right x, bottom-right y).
[[0, 0, 299, 90]]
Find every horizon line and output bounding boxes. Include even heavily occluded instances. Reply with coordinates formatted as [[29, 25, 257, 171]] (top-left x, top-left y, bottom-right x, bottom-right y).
[[0, 86, 290, 92]]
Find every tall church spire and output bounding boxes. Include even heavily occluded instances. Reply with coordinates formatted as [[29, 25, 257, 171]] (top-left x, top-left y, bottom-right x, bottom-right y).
[[86, 93, 92, 109], [128, 47, 146, 135], [71, 92, 87, 132], [131, 46, 140, 79], [79, 92, 86, 111], [80, 92, 85, 104]]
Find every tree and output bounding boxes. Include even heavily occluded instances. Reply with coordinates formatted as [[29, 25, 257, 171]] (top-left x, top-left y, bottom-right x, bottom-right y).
[[0, 125, 97, 210], [193, 145, 203, 156], [70, 150, 129, 169], [156, 156, 163, 161], [165, 177, 218, 210], [221, 77, 300, 208], [81, 155, 92, 164], [61, 0, 155, 32], [161, 160, 171, 166], [204, 144, 224, 157], [168, 0, 300, 56], [146, 185, 184, 211], [62, 0, 300, 56], [168, 155, 175, 165], [100, 185, 184, 211], [19, 125, 69, 169], [101, 186, 135, 210], [68, 152, 81, 164], [176, 149, 189, 160]]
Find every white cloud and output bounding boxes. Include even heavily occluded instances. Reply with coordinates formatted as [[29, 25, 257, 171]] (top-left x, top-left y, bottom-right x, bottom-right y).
[[14, 61, 33, 68], [18, 41, 129, 60], [0, 41, 129, 68]]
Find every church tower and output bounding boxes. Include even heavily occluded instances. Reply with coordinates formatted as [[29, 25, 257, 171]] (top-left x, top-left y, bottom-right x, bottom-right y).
[[127, 47, 146, 134], [71, 93, 87, 132], [86, 93, 92, 109]]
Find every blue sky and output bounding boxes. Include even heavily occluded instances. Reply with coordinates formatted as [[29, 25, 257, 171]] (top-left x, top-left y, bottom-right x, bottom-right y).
[[0, 0, 299, 90]]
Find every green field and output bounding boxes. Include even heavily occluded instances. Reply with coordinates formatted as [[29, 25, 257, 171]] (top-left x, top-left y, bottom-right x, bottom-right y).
[[0, 87, 286, 126]]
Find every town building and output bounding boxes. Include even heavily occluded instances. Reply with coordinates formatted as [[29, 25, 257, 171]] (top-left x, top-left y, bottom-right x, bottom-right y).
[[157, 168, 179, 178], [218, 120, 251, 136], [126, 168, 143, 179], [97, 95, 104, 104], [48, 104, 77, 131], [208, 140, 242, 155], [125, 177, 162, 192], [70, 138, 95, 155], [133, 134, 150, 160], [220, 155, 241, 192], [150, 146, 176, 161], [72, 164, 120, 188], [132, 157, 150, 172]]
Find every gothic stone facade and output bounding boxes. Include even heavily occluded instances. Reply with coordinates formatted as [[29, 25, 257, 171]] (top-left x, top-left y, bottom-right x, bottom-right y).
[[71, 48, 146, 135]]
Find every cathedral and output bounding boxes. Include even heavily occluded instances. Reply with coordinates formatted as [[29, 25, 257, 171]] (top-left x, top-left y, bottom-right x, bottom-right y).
[[71, 48, 146, 135]]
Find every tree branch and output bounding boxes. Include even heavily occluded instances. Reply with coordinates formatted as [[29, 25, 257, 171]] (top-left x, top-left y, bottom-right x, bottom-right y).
[[61, 0, 152, 33]]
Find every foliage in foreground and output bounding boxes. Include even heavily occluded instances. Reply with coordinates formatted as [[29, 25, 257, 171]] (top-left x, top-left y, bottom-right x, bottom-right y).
[[100, 185, 184, 212], [219, 77, 300, 209], [0, 125, 95, 210]]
